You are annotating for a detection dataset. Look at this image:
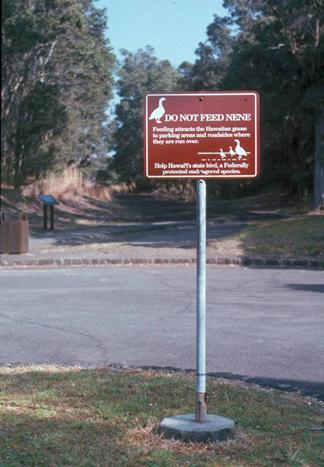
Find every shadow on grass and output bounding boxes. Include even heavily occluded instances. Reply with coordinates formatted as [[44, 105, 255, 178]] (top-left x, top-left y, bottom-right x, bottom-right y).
[[9, 188, 318, 259], [139, 366, 324, 401], [43, 220, 247, 250], [2, 187, 286, 232], [239, 216, 324, 260], [25, 192, 288, 251], [208, 372, 324, 401], [0, 412, 128, 466], [1, 368, 323, 466]]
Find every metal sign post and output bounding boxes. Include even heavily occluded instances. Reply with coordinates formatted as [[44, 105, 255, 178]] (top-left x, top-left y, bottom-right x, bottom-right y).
[[145, 91, 259, 441], [196, 179, 207, 423]]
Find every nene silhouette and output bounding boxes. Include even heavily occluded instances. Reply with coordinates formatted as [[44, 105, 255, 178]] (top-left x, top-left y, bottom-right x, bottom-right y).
[[234, 139, 248, 160], [149, 97, 166, 123]]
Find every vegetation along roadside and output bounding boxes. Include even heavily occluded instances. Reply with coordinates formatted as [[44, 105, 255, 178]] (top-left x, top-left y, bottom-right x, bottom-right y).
[[0, 367, 323, 466]]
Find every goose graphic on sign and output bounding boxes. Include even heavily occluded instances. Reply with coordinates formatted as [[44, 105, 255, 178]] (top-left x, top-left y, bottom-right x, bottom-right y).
[[228, 146, 236, 158], [219, 148, 227, 160], [198, 139, 250, 159], [234, 139, 248, 160], [149, 97, 166, 123]]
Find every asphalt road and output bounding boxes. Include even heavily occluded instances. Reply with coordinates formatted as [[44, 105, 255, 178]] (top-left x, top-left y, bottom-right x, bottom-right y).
[[1, 266, 323, 387]]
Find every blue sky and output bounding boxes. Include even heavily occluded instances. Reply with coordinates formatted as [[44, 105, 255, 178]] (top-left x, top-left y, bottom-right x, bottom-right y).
[[96, 0, 227, 66]]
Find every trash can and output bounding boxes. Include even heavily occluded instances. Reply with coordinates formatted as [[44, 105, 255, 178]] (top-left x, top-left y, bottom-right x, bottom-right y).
[[0, 213, 29, 254]]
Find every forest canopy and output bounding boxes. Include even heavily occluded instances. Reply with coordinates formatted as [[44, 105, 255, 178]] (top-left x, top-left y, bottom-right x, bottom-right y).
[[1, 0, 323, 206], [1, 0, 115, 185]]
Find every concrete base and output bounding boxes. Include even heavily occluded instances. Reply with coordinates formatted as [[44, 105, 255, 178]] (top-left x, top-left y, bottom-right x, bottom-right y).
[[159, 413, 235, 443]]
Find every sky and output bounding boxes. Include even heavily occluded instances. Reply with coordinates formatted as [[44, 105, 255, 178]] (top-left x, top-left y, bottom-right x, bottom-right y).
[[96, 0, 227, 67]]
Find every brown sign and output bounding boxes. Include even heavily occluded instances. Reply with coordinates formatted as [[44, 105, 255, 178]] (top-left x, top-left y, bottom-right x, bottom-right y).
[[144, 92, 260, 179]]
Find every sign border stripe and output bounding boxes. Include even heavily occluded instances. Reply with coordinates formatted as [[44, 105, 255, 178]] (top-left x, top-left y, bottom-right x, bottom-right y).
[[145, 92, 259, 179]]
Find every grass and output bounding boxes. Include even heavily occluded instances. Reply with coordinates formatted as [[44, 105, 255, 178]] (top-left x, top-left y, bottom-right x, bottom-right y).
[[209, 215, 324, 260], [2, 183, 323, 260], [23, 167, 115, 202], [1, 367, 323, 466]]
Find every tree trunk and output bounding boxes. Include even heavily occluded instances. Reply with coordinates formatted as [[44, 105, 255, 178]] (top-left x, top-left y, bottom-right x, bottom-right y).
[[313, 106, 324, 209]]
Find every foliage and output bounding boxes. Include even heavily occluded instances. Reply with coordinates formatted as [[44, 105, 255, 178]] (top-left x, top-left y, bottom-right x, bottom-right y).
[[112, 47, 181, 181], [1, 0, 115, 186], [184, 15, 234, 91], [187, 0, 324, 205], [2, 0, 322, 205]]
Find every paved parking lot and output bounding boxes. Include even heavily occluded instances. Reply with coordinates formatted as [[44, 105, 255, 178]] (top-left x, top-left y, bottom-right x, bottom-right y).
[[1, 266, 323, 393]]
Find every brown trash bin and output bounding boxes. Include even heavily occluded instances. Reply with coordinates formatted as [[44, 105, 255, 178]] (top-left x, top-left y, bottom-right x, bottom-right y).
[[0, 213, 29, 254]]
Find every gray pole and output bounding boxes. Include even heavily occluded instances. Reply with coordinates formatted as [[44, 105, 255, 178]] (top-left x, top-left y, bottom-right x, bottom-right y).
[[196, 179, 207, 423], [159, 179, 235, 437]]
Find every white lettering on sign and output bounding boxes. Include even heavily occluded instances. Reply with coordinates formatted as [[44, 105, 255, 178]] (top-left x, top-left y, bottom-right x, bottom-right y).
[[200, 114, 225, 122], [180, 114, 199, 122], [164, 113, 252, 123], [225, 113, 251, 121], [145, 92, 259, 179], [165, 114, 179, 122]]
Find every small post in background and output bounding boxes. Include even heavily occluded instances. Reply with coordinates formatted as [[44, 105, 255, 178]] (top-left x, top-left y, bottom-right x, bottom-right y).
[[43, 205, 48, 230]]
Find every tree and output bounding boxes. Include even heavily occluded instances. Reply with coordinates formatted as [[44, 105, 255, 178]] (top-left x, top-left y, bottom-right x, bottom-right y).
[[13, 82, 67, 185], [188, 0, 324, 205], [48, 0, 115, 170], [112, 47, 181, 181], [2, 0, 58, 181], [181, 15, 233, 91], [1, 0, 115, 185]]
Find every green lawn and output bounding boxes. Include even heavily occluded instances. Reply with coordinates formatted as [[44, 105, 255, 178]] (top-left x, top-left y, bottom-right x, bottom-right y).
[[209, 216, 324, 260], [1, 367, 323, 466]]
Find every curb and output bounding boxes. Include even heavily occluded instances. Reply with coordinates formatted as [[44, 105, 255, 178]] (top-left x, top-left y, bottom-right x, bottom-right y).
[[0, 256, 323, 269], [138, 365, 324, 402], [2, 361, 323, 401]]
